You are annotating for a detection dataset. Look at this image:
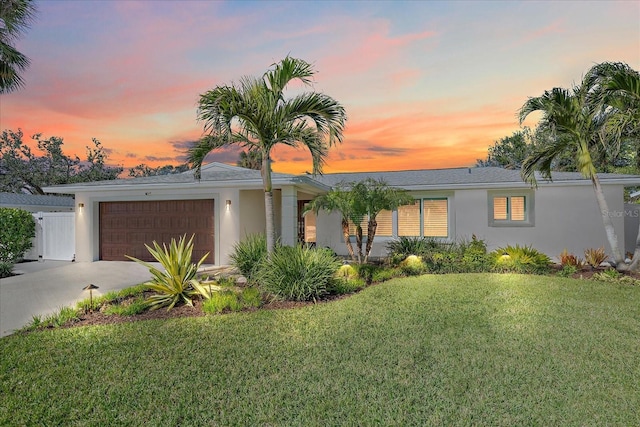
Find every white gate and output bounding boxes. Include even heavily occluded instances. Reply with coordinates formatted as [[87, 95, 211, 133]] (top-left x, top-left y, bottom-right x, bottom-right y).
[[26, 212, 75, 261]]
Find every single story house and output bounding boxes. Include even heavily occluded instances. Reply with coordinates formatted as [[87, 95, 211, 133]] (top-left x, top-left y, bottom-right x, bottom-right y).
[[43, 162, 640, 264]]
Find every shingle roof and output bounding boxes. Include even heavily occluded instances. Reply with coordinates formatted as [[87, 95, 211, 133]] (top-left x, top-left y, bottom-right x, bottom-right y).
[[42, 163, 640, 194], [311, 167, 640, 189], [0, 192, 74, 207]]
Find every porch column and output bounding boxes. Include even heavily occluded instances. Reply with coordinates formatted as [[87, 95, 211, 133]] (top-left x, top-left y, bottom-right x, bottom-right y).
[[280, 186, 298, 247]]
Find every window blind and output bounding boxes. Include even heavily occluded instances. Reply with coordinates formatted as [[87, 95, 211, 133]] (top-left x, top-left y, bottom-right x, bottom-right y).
[[423, 199, 448, 237], [375, 210, 393, 237], [511, 196, 525, 221], [493, 197, 508, 220], [398, 200, 421, 236]]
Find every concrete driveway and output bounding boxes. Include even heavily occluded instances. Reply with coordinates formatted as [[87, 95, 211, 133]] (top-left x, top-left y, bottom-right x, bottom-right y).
[[0, 261, 155, 337]]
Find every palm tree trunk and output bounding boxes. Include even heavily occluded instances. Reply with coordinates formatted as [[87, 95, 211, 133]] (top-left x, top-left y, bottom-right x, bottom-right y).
[[355, 226, 363, 264], [591, 175, 626, 269], [363, 218, 377, 264], [341, 219, 356, 262], [262, 151, 276, 254], [264, 191, 275, 254]]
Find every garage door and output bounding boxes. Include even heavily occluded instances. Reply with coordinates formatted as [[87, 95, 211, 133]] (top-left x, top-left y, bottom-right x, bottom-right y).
[[99, 200, 214, 262]]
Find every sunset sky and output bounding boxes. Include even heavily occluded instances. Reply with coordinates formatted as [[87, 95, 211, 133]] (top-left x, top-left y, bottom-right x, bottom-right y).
[[2, 0, 639, 175]]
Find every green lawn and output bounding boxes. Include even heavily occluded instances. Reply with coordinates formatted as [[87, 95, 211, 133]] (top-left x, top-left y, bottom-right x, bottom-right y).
[[1, 273, 639, 426]]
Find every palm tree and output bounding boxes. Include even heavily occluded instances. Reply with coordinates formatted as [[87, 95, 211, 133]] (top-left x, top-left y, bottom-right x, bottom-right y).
[[356, 179, 414, 263], [236, 149, 262, 170], [519, 77, 630, 269], [307, 179, 414, 264], [0, 0, 37, 94], [586, 62, 640, 269], [188, 57, 346, 254], [306, 183, 363, 262]]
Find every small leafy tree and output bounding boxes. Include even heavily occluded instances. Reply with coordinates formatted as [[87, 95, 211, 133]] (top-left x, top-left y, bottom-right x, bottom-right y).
[[0, 207, 36, 277]]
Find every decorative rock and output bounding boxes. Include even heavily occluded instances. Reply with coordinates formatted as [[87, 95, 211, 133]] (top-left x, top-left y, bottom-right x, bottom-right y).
[[235, 276, 248, 286], [600, 261, 612, 268]]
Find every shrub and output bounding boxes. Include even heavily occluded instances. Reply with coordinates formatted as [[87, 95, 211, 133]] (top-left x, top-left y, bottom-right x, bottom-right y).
[[558, 264, 578, 277], [330, 276, 366, 295], [458, 236, 490, 273], [126, 234, 209, 311], [591, 269, 638, 286], [387, 235, 490, 274], [491, 244, 551, 274], [330, 264, 366, 295], [240, 287, 262, 308], [203, 291, 242, 314], [559, 249, 583, 267], [230, 234, 269, 281], [0, 208, 36, 277], [584, 247, 608, 269], [352, 263, 383, 285], [0, 262, 13, 278], [386, 236, 446, 265], [256, 245, 341, 302], [400, 255, 426, 276]]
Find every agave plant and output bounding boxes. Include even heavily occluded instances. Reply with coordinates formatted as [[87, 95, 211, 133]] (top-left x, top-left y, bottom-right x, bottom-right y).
[[126, 235, 209, 311]]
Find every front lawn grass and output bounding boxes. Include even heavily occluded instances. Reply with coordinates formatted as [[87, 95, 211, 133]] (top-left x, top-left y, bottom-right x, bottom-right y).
[[1, 273, 639, 425]]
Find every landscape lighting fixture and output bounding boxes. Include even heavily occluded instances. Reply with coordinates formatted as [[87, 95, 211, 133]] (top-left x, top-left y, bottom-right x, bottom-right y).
[[83, 284, 99, 311]]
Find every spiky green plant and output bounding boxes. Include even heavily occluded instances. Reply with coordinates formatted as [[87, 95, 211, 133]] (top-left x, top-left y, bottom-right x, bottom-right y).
[[126, 235, 209, 311], [229, 233, 269, 281], [256, 245, 341, 302], [491, 244, 551, 274]]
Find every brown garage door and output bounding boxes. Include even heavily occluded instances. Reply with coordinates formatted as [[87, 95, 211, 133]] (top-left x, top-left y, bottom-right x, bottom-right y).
[[99, 200, 214, 262]]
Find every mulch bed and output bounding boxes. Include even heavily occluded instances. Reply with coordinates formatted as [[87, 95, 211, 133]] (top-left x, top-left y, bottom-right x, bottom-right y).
[[59, 294, 347, 331]]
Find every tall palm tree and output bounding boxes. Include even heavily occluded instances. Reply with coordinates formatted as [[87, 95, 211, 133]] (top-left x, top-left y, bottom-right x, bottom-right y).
[[519, 84, 628, 267], [0, 0, 37, 94], [586, 62, 640, 269], [188, 57, 346, 254]]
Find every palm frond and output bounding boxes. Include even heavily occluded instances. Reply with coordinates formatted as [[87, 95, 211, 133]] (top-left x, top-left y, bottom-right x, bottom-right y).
[[187, 135, 228, 179], [264, 56, 314, 95]]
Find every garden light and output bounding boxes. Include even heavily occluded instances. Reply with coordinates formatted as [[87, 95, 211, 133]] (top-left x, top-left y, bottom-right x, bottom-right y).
[[82, 284, 99, 311]]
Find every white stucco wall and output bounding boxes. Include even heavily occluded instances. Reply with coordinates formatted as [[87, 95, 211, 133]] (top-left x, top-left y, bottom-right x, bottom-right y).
[[239, 190, 267, 238], [315, 184, 627, 261], [454, 184, 625, 259]]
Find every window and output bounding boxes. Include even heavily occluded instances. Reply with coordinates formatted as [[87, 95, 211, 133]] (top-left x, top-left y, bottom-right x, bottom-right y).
[[348, 210, 393, 237], [488, 191, 534, 227], [423, 199, 448, 237], [398, 201, 421, 236], [398, 198, 449, 238]]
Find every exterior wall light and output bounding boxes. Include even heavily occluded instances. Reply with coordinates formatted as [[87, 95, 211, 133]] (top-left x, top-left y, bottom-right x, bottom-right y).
[[226, 200, 231, 210], [78, 203, 84, 208]]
